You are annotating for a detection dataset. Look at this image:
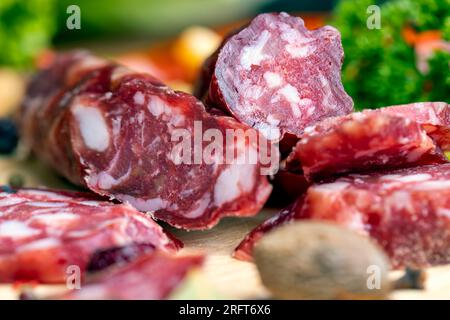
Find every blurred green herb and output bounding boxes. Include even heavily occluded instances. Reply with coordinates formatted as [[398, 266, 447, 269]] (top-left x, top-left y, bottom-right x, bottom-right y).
[[0, 0, 56, 69], [331, 0, 450, 110]]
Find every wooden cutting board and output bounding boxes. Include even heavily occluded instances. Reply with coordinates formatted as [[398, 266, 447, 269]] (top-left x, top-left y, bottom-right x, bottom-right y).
[[1, 156, 450, 300]]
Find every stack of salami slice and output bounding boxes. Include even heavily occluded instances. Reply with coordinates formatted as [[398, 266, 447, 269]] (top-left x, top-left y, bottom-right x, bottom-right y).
[[1, 12, 448, 299], [195, 12, 450, 269]]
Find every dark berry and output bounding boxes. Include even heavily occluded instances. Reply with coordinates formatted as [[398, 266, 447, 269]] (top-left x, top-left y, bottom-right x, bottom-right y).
[[86, 243, 155, 273], [18, 290, 37, 300], [0, 118, 18, 154]]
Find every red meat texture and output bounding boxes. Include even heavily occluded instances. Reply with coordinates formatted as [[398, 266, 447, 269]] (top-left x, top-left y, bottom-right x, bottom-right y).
[[236, 164, 450, 269], [196, 12, 353, 152], [285, 102, 450, 181], [0, 188, 180, 283], [20, 51, 274, 230], [61, 251, 203, 300]]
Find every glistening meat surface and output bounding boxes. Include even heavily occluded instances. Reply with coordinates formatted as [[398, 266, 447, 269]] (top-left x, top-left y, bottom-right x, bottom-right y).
[[285, 102, 450, 181], [374, 102, 450, 151]]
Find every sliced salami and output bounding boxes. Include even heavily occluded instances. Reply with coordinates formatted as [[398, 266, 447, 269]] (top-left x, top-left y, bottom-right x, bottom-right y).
[[235, 164, 450, 268], [20, 51, 274, 230], [234, 197, 303, 261], [374, 102, 450, 151], [60, 251, 203, 300], [286, 111, 448, 181], [196, 12, 353, 151], [0, 187, 180, 283]]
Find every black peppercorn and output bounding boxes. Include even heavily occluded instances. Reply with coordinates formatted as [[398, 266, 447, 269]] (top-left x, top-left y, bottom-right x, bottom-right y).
[[0, 118, 18, 154]]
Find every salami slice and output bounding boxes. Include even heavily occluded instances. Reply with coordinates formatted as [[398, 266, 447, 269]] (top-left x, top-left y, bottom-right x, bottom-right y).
[[20, 51, 274, 230], [61, 251, 203, 300], [195, 12, 353, 151], [236, 164, 450, 268], [234, 197, 303, 261], [286, 111, 449, 181], [0, 187, 181, 283], [374, 102, 450, 151]]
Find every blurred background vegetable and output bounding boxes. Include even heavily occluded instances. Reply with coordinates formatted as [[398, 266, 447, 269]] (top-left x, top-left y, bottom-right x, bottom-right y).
[[55, 0, 265, 41], [0, 0, 56, 69], [0, 0, 54, 116], [331, 0, 449, 110]]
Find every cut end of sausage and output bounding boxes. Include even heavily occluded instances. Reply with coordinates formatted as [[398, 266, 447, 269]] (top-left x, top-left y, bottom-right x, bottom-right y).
[[61, 62, 274, 230], [203, 12, 353, 148]]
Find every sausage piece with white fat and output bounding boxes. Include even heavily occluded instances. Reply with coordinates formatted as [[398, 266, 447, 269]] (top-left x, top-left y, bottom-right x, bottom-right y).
[[196, 12, 354, 152], [20, 51, 274, 230]]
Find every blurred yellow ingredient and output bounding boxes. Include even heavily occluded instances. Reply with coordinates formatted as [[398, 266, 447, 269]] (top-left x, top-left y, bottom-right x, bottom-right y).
[[0, 69, 25, 117], [0, 156, 73, 190], [170, 269, 223, 299], [172, 26, 222, 81], [166, 80, 194, 94], [0, 68, 25, 117]]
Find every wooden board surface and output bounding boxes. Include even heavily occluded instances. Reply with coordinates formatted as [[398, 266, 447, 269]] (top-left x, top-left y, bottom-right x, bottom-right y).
[[1, 156, 450, 300]]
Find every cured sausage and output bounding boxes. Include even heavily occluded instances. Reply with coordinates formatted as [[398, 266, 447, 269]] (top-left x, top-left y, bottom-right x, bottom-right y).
[[233, 198, 303, 261], [195, 12, 354, 151], [61, 250, 203, 300], [285, 110, 449, 181], [374, 102, 450, 151], [0, 187, 181, 283], [20, 51, 274, 230], [235, 164, 450, 268]]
